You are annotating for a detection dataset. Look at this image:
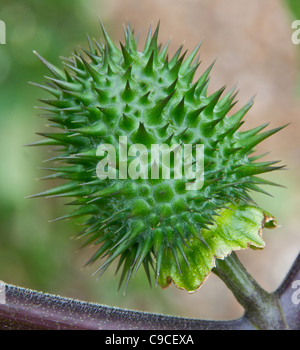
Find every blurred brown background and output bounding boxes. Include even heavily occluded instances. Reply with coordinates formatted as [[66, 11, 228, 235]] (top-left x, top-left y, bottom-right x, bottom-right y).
[[0, 0, 299, 321]]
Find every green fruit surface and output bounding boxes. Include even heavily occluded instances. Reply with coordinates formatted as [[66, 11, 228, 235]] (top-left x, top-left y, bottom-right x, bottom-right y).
[[30, 22, 283, 291]]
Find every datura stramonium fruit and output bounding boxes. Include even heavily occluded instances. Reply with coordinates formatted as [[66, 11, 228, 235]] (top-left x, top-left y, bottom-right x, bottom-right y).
[[29, 22, 286, 293]]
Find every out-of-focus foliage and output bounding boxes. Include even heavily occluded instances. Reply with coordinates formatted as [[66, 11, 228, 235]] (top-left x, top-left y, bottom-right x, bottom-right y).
[[284, 0, 300, 19], [0, 0, 96, 287]]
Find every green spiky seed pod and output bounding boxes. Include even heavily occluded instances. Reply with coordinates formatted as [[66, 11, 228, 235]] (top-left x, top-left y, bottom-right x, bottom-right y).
[[29, 22, 285, 292]]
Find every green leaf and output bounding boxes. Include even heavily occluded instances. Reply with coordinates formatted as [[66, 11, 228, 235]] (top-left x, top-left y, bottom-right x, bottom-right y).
[[157, 204, 277, 292]]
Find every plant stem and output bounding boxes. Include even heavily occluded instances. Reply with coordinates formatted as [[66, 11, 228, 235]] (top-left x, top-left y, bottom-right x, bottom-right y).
[[0, 283, 254, 330], [1, 253, 299, 329], [213, 252, 289, 330]]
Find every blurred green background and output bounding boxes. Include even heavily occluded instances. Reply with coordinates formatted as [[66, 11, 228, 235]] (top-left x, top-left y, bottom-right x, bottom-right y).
[[0, 0, 299, 320]]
